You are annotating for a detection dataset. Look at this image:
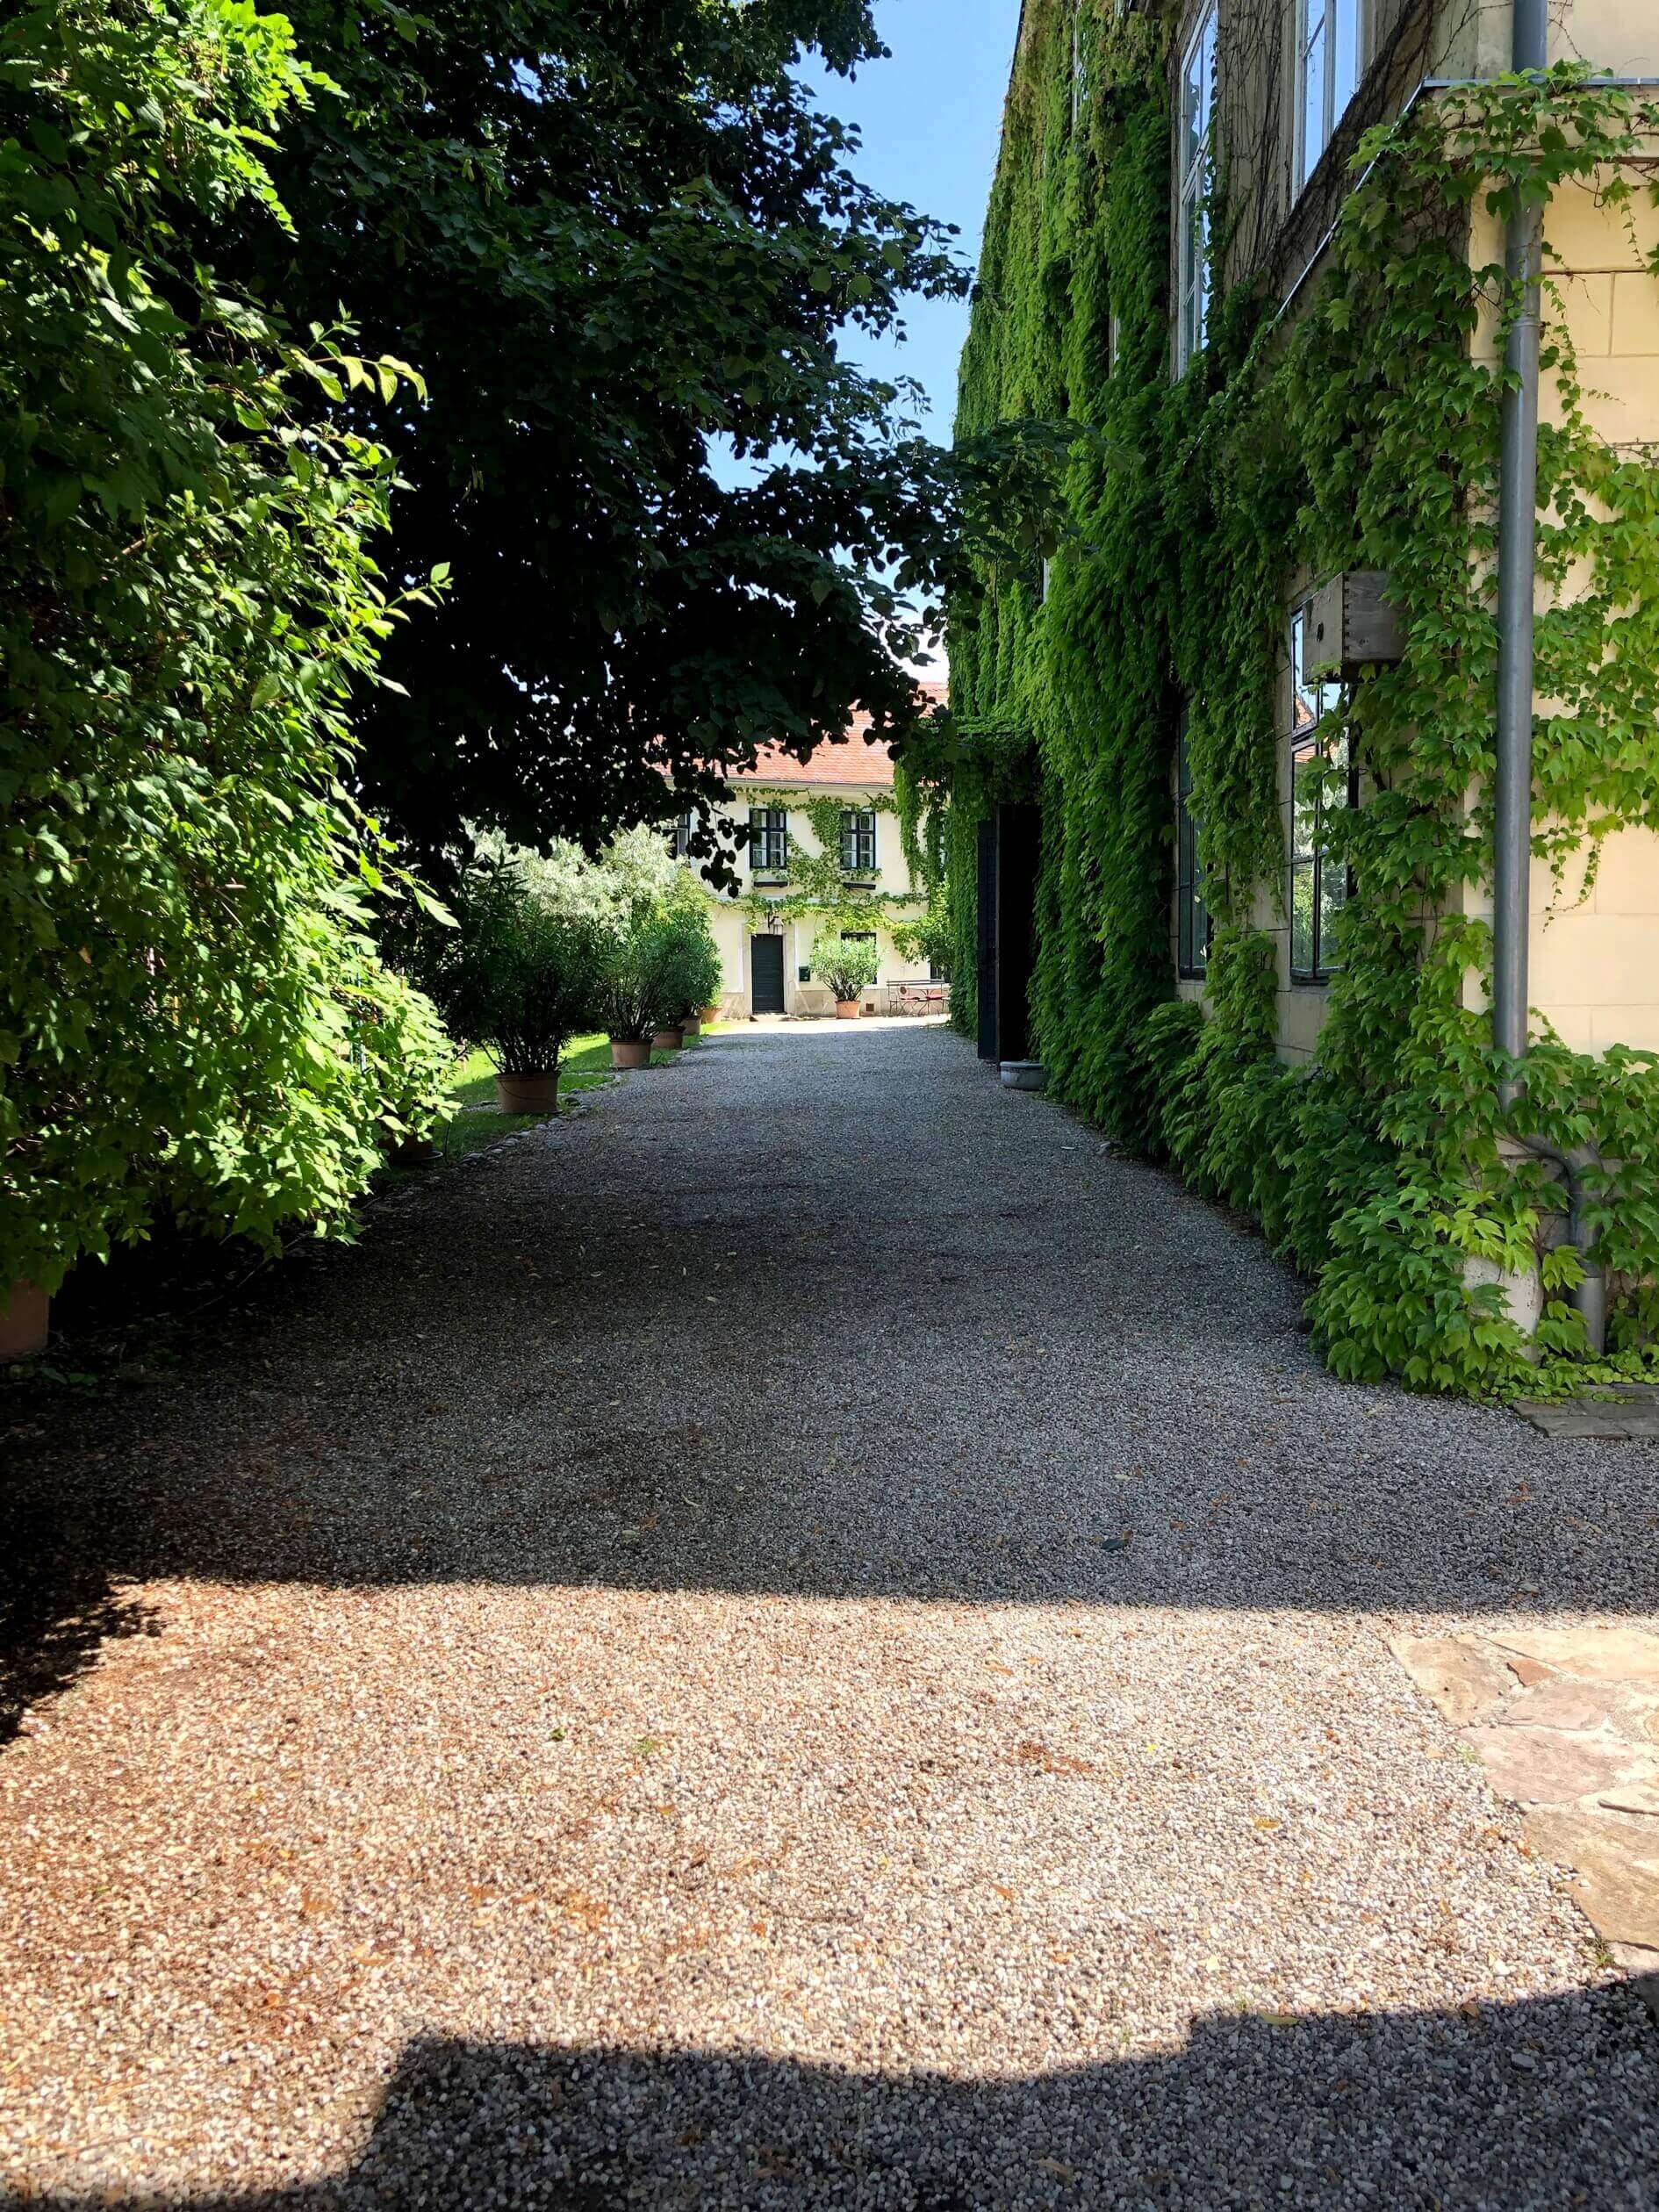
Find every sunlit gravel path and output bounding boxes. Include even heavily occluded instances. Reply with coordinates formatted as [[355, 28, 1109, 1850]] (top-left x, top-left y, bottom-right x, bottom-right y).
[[2, 1019, 1655, 2208]]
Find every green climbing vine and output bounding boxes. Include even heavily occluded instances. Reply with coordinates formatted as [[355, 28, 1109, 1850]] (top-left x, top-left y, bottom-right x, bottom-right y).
[[727, 786, 926, 940], [932, 0, 1659, 1397]]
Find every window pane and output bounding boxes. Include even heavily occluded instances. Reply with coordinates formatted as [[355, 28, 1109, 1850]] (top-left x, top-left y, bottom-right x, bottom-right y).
[[1181, 6, 1215, 177], [1181, 191, 1207, 361], [1333, 0, 1360, 113], [1291, 743, 1321, 865], [1181, 47, 1204, 169], [1318, 849, 1348, 972], [1301, 17, 1326, 185], [1291, 608, 1320, 736], [1290, 858, 1317, 975], [1177, 5, 1217, 369]]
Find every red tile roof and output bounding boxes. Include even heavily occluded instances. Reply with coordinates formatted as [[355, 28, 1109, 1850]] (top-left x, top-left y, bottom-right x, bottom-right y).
[[729, 681, 945, 790]]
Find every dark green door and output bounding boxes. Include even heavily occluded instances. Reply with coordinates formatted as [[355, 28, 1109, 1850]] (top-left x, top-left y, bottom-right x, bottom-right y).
[[751, 933, 786, 1014]]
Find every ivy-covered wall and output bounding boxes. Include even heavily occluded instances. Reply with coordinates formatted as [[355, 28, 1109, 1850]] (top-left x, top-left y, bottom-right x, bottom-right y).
[[936, 0, 1659, 1397]]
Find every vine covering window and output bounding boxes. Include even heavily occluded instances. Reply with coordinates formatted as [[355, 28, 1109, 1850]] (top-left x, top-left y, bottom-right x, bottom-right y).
[[1176, 4, 1217, 373], [840, 808, 877, 871], [1297, 0, 1361, 190], [1175, 712, 1210, 980], [1289, 607, 1352, 982], [748, 806, 788, 873]]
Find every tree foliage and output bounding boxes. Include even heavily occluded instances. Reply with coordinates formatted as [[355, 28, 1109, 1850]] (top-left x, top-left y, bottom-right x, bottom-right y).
[[0, 0, 450, 1298], [225, 0, 975, 865]]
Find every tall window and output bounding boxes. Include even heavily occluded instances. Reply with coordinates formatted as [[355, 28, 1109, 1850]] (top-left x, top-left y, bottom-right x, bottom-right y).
[[1289, 605, 1354, 981], [1298, 0, 1361, 189], [1176, 711, 1211, 980], [748, 806, 788, 874], [672, 810, 693, 858], [1071, 9, 1088, 129], [840, 808, 877, 872], [1177, 4, 1217, 374]]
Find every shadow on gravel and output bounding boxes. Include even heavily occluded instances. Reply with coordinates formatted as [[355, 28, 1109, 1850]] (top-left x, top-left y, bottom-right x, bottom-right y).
[[28, 1987, 1659, 2208]]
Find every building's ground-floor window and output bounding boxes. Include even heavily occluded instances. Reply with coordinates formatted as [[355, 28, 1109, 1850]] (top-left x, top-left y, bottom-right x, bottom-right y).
[[1289, 603, 1354, 981], [1175, 709, 1210, 980], [672, 810, 693, 857], [844, 929, 878, 982]]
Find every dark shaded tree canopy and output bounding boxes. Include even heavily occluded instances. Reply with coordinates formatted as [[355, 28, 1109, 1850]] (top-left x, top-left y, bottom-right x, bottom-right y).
[[228, 0, 969, 866]]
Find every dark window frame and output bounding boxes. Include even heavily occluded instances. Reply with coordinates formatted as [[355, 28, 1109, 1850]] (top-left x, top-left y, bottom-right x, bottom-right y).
[[1288, 603, 1356, 984], [672, 810, 693, 858], [842, 927, 878, 985], [748, 805, 788, 874], [839, 808, 877, 873], [1176, 709, 1211, 980]]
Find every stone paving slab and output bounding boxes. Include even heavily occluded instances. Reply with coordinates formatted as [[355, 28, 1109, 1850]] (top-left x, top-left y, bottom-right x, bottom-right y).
[[1392, 1626, 1659, 1986], [1514, 1387, 1659, 1440]]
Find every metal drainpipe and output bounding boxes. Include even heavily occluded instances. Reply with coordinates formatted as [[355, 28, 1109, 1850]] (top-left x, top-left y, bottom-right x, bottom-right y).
[[1491, 0, 1607, 1351]]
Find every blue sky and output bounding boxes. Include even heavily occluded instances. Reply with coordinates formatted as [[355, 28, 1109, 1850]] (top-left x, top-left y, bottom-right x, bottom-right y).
[[804, 0, 1021, 444]]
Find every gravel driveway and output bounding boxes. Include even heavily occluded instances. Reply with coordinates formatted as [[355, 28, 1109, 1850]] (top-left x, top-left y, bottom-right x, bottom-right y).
[[2, 1019, 1656, 2209]]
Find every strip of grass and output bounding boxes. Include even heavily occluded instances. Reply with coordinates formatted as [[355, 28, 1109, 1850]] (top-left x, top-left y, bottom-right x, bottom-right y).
[[431, 1035, 614, 1161]]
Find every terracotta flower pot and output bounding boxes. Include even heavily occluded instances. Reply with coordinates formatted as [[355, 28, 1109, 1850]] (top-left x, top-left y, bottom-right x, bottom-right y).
[[0, 1282, 49, 1363], [610, 1038, 650, 1070], [701, 1002, 722, 1023], [495, 1070, 559, 1115], [679, 1016, 701, 1038], [835, 1000, 860, 1020], [651, 1028, 683, 1053]]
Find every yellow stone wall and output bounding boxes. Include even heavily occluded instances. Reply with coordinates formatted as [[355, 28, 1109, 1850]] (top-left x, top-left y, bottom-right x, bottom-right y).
[[1174, 0, 1659, 1065]]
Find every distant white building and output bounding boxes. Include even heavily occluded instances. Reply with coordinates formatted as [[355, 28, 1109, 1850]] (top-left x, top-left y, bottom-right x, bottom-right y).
[[676, 690, 947, 1018]]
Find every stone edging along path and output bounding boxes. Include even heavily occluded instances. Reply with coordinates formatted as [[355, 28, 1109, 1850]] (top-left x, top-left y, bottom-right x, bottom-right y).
[[1392, 1627, 1659, 2005]]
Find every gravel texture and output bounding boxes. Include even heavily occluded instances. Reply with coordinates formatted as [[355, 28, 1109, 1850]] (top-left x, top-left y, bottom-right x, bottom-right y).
[[1, 1018, 1656, 2209]]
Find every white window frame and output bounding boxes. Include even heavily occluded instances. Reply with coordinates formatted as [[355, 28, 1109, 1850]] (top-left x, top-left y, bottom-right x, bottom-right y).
[[1296, 0, 1362, 191], [1176, 5, 1217, 376]]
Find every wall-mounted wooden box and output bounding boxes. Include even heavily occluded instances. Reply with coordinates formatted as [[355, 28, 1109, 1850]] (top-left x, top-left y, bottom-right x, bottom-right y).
[[1306, 571, 1404, 679]]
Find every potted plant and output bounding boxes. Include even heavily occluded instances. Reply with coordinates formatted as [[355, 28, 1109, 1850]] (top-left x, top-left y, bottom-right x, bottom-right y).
[[660, 911, 722, 1042], [597, 910, 678, 1067], [422, 865, 600, 1113], [813, 931, 880, 1018]]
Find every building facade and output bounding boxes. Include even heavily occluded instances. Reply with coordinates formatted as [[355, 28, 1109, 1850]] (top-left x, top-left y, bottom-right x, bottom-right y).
[[1165, 0, 1659, 1066], [938, 0, 1659, 1390], [680, 700, 944, 1019]]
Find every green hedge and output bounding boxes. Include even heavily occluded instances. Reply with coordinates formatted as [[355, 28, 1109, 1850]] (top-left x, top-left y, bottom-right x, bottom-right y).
[[0, 0, 450, 1297]]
